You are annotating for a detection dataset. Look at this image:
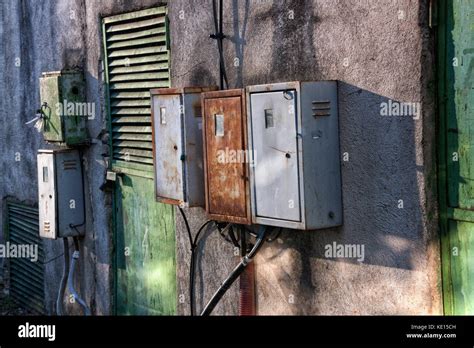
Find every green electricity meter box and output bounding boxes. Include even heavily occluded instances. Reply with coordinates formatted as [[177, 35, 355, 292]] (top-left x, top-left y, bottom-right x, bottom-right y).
[[39, 70, 88, 145]]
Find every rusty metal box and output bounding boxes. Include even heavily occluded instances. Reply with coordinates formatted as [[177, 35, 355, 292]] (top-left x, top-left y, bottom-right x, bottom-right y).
[[246, 81, 342, 230], [37, 149, 85, 239], [151, 87, 216, 207], [39, 70, 88, 145], [201, 89, 251, 224]]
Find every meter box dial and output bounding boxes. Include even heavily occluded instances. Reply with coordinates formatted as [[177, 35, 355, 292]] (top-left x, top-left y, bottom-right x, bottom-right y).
[[246, 81, 342, 230], [151, 87, 217, 207], [201, 89, 251, 224], [37, 149, 85, 239], [39, 70, 88, 145]]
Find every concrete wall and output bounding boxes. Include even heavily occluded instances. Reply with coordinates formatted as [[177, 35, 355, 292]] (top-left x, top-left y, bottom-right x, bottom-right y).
[[0, 0, 162, 315], [170, 0, 441, 315], [0, 0, 441, 315]]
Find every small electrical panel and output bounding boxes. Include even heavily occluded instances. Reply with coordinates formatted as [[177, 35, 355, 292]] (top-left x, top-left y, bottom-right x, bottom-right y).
[[200, 82, 342, 230], [201, 89, 251, 224], [39, 70, 88, 145], [151, 87, 217, 207], [37, 149, 85, 239], [246, 81, 342, 230]]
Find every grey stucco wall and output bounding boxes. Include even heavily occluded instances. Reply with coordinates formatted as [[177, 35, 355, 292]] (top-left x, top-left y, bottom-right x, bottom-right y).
[[0, 0, 441, 315], [170, 0, 441, 315], [0, 0, 164, 315]]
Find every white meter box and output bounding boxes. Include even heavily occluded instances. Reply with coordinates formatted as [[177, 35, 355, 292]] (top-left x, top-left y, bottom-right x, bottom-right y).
[[37, 149, 85, 239], [246, 81, 342, 230], [151, 87, 217, 207]]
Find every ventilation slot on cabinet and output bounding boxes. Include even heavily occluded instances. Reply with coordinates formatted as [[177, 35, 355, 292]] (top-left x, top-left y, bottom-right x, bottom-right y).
[[312, 100, 331, 117], [63, 160, 77, 170], [43, 221, 51, 234]]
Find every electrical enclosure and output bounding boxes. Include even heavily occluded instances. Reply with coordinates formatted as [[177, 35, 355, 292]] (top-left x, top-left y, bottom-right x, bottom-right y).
[[39, 70, 88, 145], [246, 81, 342, 230], [201, 89, 251, 224], [37, 149, 85, 239], [151, 87, 216, 206]]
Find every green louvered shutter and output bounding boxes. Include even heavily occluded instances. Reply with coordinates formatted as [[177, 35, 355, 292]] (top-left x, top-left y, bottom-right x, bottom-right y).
[[102, 7, 170, 174], [6, 202, 44, 314]]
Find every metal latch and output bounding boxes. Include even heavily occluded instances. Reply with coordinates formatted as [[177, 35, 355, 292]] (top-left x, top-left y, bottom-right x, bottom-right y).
[[106, 171, 117, 182]]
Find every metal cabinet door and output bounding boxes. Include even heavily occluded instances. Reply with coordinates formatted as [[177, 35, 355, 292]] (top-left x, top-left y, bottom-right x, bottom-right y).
[[152, 94, 184, 203], [183, 94, 205, 207], [203, 95, 249, 222], [249, 90, 301, 221], [37, 153, 57, 239], [56, 151, 85, 237], [40, 76, 63, 142]]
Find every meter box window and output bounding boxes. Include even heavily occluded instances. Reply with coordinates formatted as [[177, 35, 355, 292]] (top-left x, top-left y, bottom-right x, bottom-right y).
[[246, 81, 342, 230], [39, 70, 88, 145], [201, 89, 251, 224], [37, 149, 85, 239], [151, 87, 216, 207]]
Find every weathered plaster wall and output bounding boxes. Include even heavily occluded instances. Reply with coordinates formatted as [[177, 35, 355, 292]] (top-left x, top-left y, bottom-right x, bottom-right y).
[[0, 0, 441, 315], [169, 0, 442, 315], [0, 0, 164, 315]]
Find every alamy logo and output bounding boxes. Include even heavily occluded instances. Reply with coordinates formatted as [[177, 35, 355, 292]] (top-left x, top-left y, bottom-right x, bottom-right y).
[[324, 242, 365, 262], [56, 100, 95, 120], [217, 147, 257, 167], [380, 100, 420, 120], [0, 242, 38, 262], [18, 322, 55, 341]]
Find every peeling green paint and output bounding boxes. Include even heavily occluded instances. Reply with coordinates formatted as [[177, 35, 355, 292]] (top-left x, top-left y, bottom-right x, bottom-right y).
[[115, 175, 176, 315], [438, 0, 474, 315]]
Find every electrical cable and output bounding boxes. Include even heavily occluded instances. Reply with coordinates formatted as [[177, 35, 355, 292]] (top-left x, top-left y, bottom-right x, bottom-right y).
[[200, 225, 266, 316], [211, 0, 228, 89], [41, 243, 74, 265], [189, 219, 216, 316], [266, 227, 283, 243], [227, 225, 240, 248], [56, 238, 70, 316], [177, 206, 196, 315], [178, 207, 193, 249], [176, 207, 234, 316], [67, 237, 91, 316]]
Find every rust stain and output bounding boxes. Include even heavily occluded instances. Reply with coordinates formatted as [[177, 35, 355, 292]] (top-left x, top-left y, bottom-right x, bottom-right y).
[[201, 89, 251, 224]]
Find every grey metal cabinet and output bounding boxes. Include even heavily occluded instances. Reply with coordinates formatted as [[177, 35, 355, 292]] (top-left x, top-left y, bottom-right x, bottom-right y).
[[37, 149, 85, 239], [246, 81, 342, 230], [151, 87, 216, 207]]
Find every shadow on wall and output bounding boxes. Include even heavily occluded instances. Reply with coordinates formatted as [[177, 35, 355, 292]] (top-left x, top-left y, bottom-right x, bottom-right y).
[[258, 81, 424, 308], [223, 1, 424, 271], [244, 0, 320, 85], [170, 0, 432, 315], [230, 0, 250, 88]]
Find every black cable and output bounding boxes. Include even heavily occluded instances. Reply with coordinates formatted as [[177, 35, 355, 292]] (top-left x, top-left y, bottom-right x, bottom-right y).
[[266, 227, 283, 243], [72, 236, 80, 251], [200, 226, 266, 316], [177, 206, 195, 315], [189, 219, 218, 316], [227, 225, 240, 248], [211, 0, 228, 89], [178, 207, 193, 247], [177, 206, 238, 316], [194, 220, 215, 247]]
